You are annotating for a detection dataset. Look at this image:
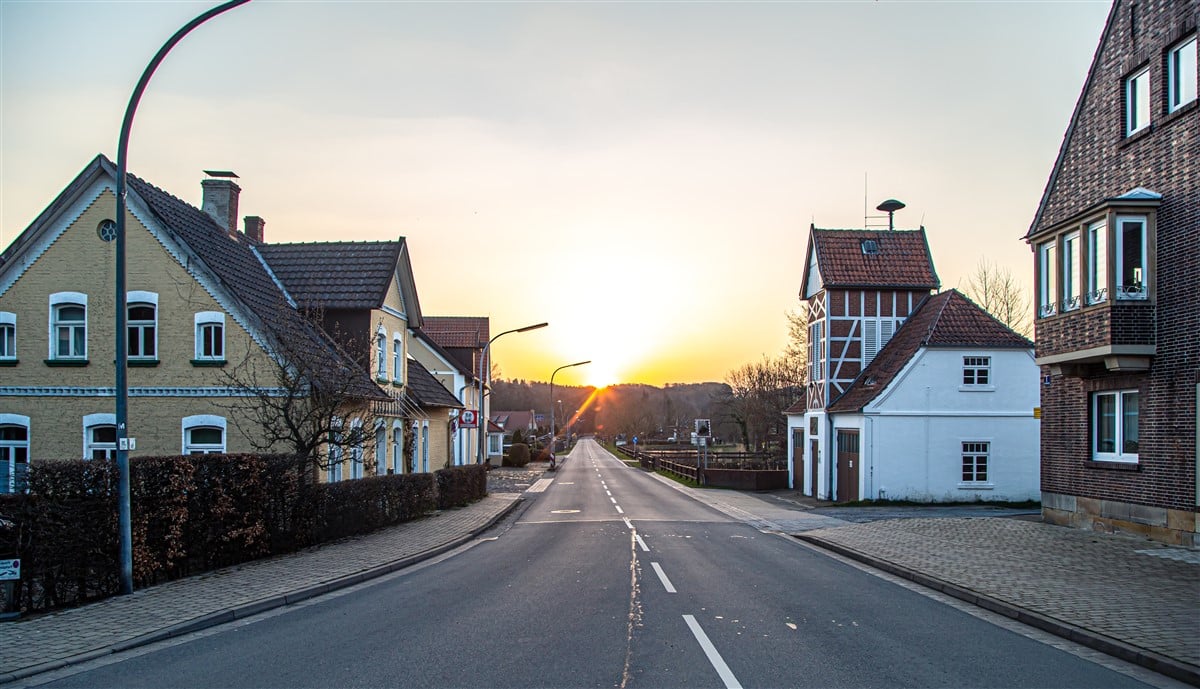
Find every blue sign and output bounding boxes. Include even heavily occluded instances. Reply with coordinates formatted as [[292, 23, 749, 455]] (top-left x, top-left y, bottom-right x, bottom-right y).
[[633, 436, 639, 445]]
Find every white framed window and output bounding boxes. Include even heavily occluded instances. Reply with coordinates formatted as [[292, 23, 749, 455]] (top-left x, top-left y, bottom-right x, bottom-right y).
[[1037, 240, 1057, 318], [182, 415, 226, 455], [961, 441, 989, 484], [375, 332, 387, 379], [1125, 66, 1151, 136], [410, 421, 420, 472], [0, 312, 15, 361], [374, 424, 386, 475], [127, 291, 158, 360], [393, 335, 403, 382], [350, 419, 364, 479], [421, 422, 430, 473], [83, 413, 116, 460], [1061, 231, 1081, 312], [1086, 220, 1108, 305], [862, 318, 897, 366], [49, 292, 87, 359], [328, 418, 343, 482], [0, 414, 30, 494], [809, 321, 823, 381], [1168, 35, 1197, 113], [962, 356, 991, 386], [1093, 390, 1139, 463], [194, 312, 225, 361], [391, 424, 403, 474], [1115, 216, 1148, 299], [488, 432, 502, 456]]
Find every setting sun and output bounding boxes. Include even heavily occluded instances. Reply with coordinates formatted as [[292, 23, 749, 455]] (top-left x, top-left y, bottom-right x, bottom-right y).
[[585, 363, 619, 389]]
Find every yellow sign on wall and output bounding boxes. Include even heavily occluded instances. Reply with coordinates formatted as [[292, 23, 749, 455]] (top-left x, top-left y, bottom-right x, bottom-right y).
[[1033, 407, 1042, 419]]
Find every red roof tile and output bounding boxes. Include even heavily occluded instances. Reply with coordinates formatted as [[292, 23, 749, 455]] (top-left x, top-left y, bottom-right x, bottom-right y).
[[808, 228, 939, 289], [828, 290, 1032, 412]]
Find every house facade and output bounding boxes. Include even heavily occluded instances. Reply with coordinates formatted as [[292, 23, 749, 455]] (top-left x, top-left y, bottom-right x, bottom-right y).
[[0, 155, 452, 490], [1025, 0, 1198, 544], [792, 227, 1040, 502], [409, 329, 479, 467], [420, 316, 494, 464]]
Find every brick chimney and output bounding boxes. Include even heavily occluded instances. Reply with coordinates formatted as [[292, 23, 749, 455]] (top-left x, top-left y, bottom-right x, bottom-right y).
[[243, 216, 266, 243], [201, 170, 240, 234]]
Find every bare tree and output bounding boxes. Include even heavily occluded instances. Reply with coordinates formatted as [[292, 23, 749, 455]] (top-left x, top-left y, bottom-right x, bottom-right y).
[[962, 258, 1033, 338], [782, 306, 809, 382], [216, 303, 387, 480], [721, 355, 803, 451]]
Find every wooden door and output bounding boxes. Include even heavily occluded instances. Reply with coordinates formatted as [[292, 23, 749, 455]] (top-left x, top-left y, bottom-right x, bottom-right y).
[[791, 429, 805, 491], [810, 440, 819, 498], [836, 429, 860, 502]]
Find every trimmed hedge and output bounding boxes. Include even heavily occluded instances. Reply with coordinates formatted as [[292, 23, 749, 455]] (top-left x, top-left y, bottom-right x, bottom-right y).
[[435, 464, 488, 509], [0, 452, 476, 615], [504, 443, 531, 468]]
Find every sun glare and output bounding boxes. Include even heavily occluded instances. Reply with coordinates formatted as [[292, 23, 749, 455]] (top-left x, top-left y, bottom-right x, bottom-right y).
[[585, 363, 619, 389]]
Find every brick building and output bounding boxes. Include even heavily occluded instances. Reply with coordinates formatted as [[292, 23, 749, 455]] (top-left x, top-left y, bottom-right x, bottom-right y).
[[1025, 0, 1197, 544]]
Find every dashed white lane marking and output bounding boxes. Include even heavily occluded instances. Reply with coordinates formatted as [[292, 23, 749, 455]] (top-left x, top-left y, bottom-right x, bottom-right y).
[[634, 534, 649, 552], [526, 478, 554, 493], [683, 615, 743, 689], [622, 517, 633, 529], [606, 490, 612, 497], [651, 562, 677, 593], [615, 505, 624, 514], [610, 497, 618, 504]]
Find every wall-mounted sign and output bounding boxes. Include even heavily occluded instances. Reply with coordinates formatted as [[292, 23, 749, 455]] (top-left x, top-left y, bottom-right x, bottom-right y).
[[460, 410, 479, 428]]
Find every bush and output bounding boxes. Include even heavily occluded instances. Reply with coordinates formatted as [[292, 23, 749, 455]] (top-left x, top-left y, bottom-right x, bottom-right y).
[[504, 443, 530, 467], [435, 464, 488, 509]]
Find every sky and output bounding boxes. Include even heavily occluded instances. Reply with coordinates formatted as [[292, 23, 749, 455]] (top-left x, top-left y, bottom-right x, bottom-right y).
[[1, 0, 1112, 388]]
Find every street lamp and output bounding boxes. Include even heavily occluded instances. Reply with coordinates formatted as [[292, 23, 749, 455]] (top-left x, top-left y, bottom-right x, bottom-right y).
[[476, 322, 548, 464], [549, 360, 590, 456], [113, 0, 250, 596]]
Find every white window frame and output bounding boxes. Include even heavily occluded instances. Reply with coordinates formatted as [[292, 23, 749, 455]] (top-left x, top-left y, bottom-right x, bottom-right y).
[[488, 432, 502, 456], [1092, 390, 1139, 463], [49, 292, 87, 359], [194, 312, 226, 361], [83, 412, 117, 460], [1037, 240, 1057, 318], [410, 421, 420, 472], [374, 423, 386, 475], [126, 291, 158, 361], [1125, 66, 1151, 136], [375, 329, 387, 379], [0, 413, 30, 494], [1115, 215, 1148, 300], [1061, 231, 1081, 312], [391, 423, 403, 474], [809, 321, 823, 381], [1168, 35, 1197, 113], [350, 419, 364, 479], [960, 441, 991, 486], [1085, 220, 1108, 305], [392, 333, 403, 383], [0, 312, 15, 361], [181, 415, 226, 455], [421, 421, 430, 473], [328, 418, 344, 482], [862, 318, 896, 367], [961, 356, 992, 388]]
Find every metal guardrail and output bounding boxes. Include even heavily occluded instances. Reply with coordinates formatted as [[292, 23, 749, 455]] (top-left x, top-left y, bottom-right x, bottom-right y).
[[615, 446, 785, 485]]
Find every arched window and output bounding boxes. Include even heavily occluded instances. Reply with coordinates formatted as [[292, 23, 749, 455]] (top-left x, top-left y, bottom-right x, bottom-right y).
[[194, 312, 225, 361], [327, 418, 343, 483], [0, 312, 15, 361], [0, 414, 30, 494], [374, 424, 386, 475], [391, 424, 402, 474], [421, 422, 430, 473], [83, 413, 117, 460], [182, 415, 226, 455], [127, 291, 157, 360], [349, 420, 364, 479], [49, 292, 87, 360]]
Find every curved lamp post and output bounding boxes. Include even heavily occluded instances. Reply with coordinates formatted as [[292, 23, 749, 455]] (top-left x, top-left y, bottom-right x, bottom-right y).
[[549, 360, 590, 456], [114, 0, 251, 595], [476, 322, 548, 464]]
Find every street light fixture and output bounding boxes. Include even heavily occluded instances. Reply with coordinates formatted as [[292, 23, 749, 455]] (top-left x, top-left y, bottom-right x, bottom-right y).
[[476, 322, 548, 464], [113, 0, 250, 596], [549, 360, 590, 457]]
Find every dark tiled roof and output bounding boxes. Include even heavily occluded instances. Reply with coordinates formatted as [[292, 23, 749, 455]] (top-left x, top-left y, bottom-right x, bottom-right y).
[[421, 316, 489, 348], [828, 290, 1032, 412], [412, 329, 475, 379], [118, 158, 385, 400], [491, 410, 536, 431], [406, 358, 462, 408], [257, 241, 401, 309], [809, 228, 939, 289], [783, 399, 807, 415]]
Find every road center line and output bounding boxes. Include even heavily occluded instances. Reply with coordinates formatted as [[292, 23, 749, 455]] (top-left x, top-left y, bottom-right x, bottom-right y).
[[634, 534, 649, 552], [682, 615, 742, 689], [651, 562, 677, 593], [615, 505, 624, 514], [622, 517, 633, 529]]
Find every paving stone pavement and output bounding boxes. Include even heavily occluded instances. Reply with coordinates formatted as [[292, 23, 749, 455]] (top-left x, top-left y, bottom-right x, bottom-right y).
[[0, 494, 521, 683], [797, 517, 1200, 684]]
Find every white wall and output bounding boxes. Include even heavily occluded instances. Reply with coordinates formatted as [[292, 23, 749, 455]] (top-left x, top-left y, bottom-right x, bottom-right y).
[[840, 347, 1040, 502]]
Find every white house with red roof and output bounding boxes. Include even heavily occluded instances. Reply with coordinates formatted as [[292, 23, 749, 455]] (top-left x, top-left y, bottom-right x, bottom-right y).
[[788, 226, 1040, 503]]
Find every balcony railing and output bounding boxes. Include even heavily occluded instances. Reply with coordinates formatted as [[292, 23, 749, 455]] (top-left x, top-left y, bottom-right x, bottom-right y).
[[1086, 288, 1108, 305], [1116, 284, 1147, 300], [1039, 302, 1057, 318], [1061, 295, 1081, 312]]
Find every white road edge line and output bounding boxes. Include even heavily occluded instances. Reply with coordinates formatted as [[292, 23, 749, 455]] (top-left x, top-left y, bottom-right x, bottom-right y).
[[682, 614, 742, 689], [651, 562, 677, 593], [634, 534, 649, 552]]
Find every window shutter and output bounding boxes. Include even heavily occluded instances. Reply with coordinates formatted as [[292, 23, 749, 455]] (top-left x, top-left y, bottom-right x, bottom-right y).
[[863, 319, 879, 365]]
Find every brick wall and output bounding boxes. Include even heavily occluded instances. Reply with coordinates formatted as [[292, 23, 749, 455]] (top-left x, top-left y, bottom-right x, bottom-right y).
[[1032, 0, 1198, 515]]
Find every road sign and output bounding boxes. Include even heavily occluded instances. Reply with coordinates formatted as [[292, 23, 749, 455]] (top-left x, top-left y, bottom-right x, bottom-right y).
[[0, 559, 19, 581], [695, 419, 711, 437], [460, 410, 478, 428]]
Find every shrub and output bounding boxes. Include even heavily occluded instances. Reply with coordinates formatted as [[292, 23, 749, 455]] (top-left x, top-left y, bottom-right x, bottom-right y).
[[435, 464, 488, 509], [504, 443, 530, 467]]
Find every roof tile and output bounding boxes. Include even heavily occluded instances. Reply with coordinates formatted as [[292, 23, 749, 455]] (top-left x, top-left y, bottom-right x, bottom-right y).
[[811, 228, 939, 289]]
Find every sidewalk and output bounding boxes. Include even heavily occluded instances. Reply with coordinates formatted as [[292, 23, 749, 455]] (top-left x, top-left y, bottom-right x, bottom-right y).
[[0, 494, 521, 684], [654, 477, 1200, 686]]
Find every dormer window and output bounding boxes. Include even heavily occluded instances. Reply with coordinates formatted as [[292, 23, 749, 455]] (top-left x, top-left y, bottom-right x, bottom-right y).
[[861, 239, 880, 255]]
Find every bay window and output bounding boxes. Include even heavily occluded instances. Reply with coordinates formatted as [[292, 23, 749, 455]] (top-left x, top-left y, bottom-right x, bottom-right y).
[[1038, 241, 1057, 317], [1116, 216, 1147, 299], [1062, 231, 1081, 312], [1085, 220, 1107, 304]]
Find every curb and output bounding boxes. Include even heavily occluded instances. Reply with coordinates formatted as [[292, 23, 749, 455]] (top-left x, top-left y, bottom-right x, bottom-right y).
[[0, 497, 523, 685], [795, 534, 1200, 687]]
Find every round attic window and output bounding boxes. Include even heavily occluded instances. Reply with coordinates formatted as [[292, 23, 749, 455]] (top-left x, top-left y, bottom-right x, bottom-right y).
[[97, 219, 117, 242]]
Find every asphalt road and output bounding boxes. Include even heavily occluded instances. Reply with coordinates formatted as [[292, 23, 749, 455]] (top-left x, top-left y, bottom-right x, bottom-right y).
[[30, 439, 1166, 688]]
